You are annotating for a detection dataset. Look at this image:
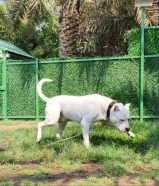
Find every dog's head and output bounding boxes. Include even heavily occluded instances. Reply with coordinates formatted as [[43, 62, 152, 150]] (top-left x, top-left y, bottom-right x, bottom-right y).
[[109, 103, 131, 133]]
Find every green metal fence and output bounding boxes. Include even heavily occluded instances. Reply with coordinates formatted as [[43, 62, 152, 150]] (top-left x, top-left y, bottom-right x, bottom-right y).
[[0, 7, 159, 121], [0, 54, 158, 121]]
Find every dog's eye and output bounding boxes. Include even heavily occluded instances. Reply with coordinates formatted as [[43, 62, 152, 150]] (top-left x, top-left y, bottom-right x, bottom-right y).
[[120, 119, 124, 122]]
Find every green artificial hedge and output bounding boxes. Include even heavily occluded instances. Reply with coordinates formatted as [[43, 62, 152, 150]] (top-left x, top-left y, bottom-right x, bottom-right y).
[[0, 60, 4, 117], [5, 59, 140, 118], [4, 57, 159, 118], [144, 57, 159, 115], [128, 28, 159, 115], [39, 59, 140, 116], [128, 28, 159, 56], [7, 62, 36, 117]]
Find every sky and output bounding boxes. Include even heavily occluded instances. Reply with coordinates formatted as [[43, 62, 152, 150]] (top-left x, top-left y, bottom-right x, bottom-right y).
[[0, 0, 4, 4]]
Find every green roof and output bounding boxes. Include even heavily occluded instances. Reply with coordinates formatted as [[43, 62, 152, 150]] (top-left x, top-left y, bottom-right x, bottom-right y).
[[0, 39, 34, 59]]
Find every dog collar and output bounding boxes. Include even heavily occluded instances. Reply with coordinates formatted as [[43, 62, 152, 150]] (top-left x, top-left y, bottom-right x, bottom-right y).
[[107, 100, 117, 118]]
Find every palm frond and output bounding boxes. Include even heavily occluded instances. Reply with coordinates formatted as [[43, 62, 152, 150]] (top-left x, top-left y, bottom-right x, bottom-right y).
[[78, 0, 137, 56], [6, 0, 46, 25], [136, 0, 159, 26], [41, 0, 79, 18]]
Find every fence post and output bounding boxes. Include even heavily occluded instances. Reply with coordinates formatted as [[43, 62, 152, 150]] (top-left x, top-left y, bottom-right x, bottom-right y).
[[2, 51, 7, 120], [36, 58, 39, 120], [140, 7, 145, 122]]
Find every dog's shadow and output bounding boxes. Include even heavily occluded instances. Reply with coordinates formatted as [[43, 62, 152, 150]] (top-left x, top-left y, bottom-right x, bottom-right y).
[[90, 133, 151, 155], [38, 126, 155, 156], [39, 133, 142, 152], [38, 133, 83, 150], [0, 148, 5, 152]]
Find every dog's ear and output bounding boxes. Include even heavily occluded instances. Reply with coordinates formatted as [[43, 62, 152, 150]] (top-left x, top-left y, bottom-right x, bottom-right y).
[[125, 103, 130, 110], [114, 105, 120, 112]]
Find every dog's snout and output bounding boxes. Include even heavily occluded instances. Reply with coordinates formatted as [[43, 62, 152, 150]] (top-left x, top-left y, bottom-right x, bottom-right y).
[[125, 127, 130, 132]]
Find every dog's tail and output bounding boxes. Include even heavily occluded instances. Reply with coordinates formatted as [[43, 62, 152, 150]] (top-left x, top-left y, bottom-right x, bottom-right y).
[[37, 78, 53, 102]]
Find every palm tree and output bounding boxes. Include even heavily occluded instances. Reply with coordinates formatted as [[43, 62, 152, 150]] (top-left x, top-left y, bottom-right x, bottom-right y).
[[5, 0, 81, 58], [0, 3, 14, 40], [58, 0, 80, 58], [5, 0, 46, 27], [4, 0, 159, 57], [78, 0, 159, 56], [136, 0, 159, 26]]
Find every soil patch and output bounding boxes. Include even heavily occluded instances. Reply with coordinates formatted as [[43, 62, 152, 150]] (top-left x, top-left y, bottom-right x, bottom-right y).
[[0, 124, 36, 131], [0, 161, 104, 186]]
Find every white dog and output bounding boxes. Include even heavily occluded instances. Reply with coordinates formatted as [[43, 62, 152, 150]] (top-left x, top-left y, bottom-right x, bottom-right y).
[[36, 78, 135, 148]]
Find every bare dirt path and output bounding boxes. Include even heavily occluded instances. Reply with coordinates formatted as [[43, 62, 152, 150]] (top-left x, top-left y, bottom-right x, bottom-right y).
[[0, 120, 37, 131], [0, 161, 105, 186], [0, 124, 36, 130]]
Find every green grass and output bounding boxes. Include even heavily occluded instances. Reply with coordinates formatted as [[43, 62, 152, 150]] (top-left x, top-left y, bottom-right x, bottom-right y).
[[0, 181, 15, 186], [71, 176, 116, 186], [0, 120, 159, 185]]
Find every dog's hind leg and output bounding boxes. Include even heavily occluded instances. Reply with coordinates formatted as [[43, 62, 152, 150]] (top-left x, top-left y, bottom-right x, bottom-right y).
[[36, 102, 61, 142], [56, 120, 67, 139]]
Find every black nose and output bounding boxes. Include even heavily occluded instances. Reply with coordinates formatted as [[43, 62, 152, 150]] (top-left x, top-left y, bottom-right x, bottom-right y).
[[125, 128, 130, 132]]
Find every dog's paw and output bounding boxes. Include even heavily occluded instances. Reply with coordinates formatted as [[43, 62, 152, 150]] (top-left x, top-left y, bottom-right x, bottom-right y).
[[128, 131, 135, 138], [36, 138, 41, 143], [56, 134, 61, 139]]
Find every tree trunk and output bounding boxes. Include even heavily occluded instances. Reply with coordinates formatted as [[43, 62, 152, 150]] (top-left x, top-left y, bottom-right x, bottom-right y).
[[59, 0, 80, 58]]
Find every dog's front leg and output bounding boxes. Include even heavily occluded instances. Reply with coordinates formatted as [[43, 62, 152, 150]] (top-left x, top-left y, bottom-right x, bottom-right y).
[[81, 121, 91, 148]]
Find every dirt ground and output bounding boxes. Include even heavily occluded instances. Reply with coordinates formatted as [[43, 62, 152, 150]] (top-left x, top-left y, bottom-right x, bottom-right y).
[[0, 123, 36, 131], [0, 161, 158, 186], [0, 124, 159, 186], [0, 161, 105, 186]]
